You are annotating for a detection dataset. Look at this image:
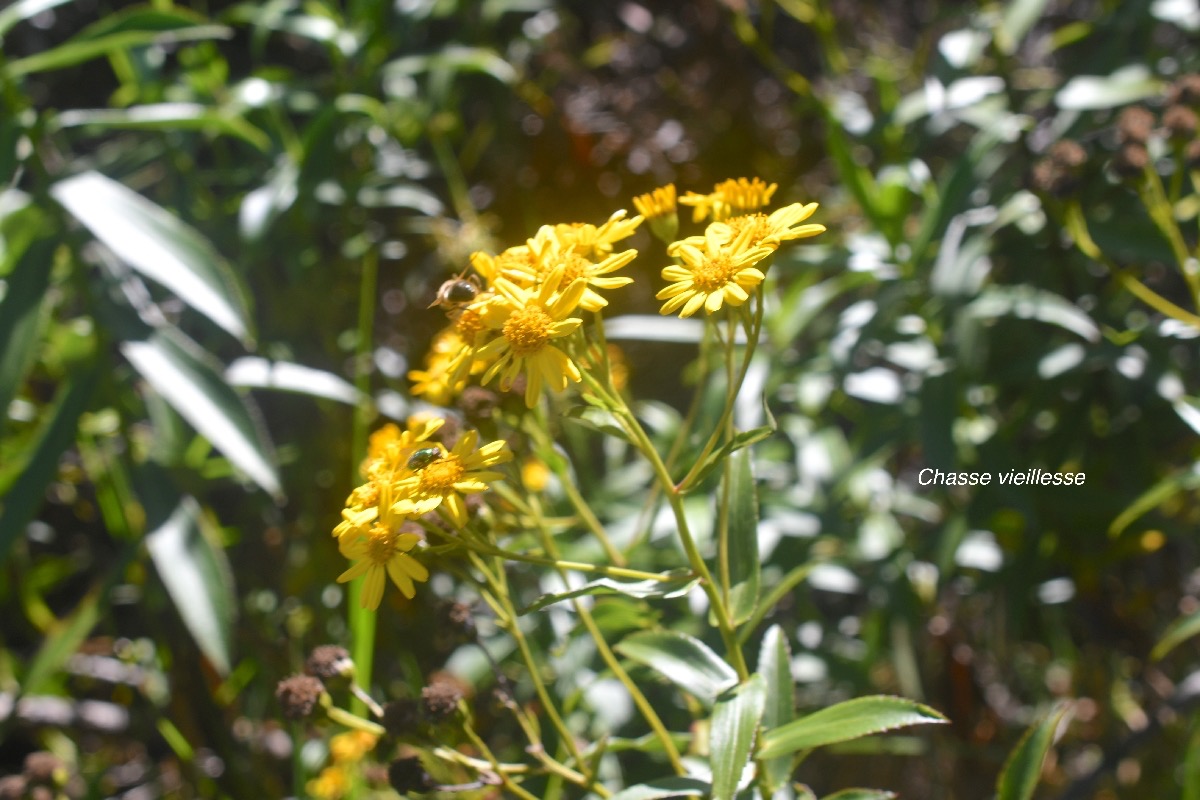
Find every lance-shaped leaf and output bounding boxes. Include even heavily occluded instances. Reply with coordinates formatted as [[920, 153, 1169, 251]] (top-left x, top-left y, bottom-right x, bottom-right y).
[[615, 630, 738, 707], [51, 171, 252, 342], [727, 447, 760, 624], [608, 777, 711, 800], [759, 625, 795, 792], [996, 702, 1071, 800], [143, 484, 236, 676], [711, 674, 766, 800], [520, 570, 697, 615], [121, 332, 281, 498], [822, 791, 898, 800], [0, 200, 53, 438], [225, 356, 365, 405], [757, 696, 948, 760]]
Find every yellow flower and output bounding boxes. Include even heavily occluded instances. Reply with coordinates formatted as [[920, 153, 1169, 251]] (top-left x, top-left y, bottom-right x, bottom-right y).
[[336, 481, 429, 608], [708, 202, 826, 252], [606, 343, 630, 392], [551, 209, 643, 260], [391, 430, 512, 527], [330, 730, 379, 763], [474, 265, 587, 407], [657, 225, 774, 317], [633, 184, 679, 243], [356, 417, 445, 484], [504, 228, 636, 313], [633, 184, 677, 220], [408, 328, 478, 405], [679, 177, 778, 222], [521, 457, 551, 492], [307, 765, 349, 800]]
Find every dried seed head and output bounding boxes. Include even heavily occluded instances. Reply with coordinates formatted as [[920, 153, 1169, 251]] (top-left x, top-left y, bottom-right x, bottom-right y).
[[1112, 142, 1151, 177], [1030, 140, 1088, 196], [458, 385, 499, 422], [305, 645, 353, 681], [1168, 73, 1200, 106], [1115, 106, 1156, 145], [420, 675, 465, 722], [1164, 104, 1199, 141], [276, 674, 325, 720]]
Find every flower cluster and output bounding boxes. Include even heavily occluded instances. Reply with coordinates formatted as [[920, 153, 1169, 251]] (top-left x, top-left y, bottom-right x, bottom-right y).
[[334, 417, 512, 609], [410, 211, 643, 408]]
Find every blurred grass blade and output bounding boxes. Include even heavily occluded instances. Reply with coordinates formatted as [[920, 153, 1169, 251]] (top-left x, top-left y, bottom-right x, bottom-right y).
[[145, 491, 236, 676], [615, 630, 738, 707], [822, 791, 897, 800], [55, 104, 269, 151], [4, 26, 232, 78], [519, 570, 696, 615], [1151, 608, 1200, 661], [0, 365, 99, 569], [757, 696, 948, 760], [727, 447, 760, 625], [74, 4, 219, 37], [0, 0, 72, 39], [711, 674, 766, 800], [608, 777, 711, 800], [1185, 724, 1200, 800], [52, 171, 253, 342], [1056, 65, 1162, 110], [225, 356, 364, 405], [996, 701, 1072, 800], [121, 332, 281, 498], [759, 625, 795, 792], [1109, 468, 1200, 537]]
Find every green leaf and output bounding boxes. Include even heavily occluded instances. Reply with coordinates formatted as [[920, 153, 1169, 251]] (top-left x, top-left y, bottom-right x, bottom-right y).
[[72, 4, 217, 38], [0, 365, 100, 569], [0, 0, 72, 39], [962, 285, 1099, 342], [144, 487, 237, 675], [54, 104, 269, 151], [1185, 724, 1200, 800], [52, 171, 253, 342], [822, 791, 897, 800], [615, 630, 738, 707], [1151, 608, 1200, 661], [4, 25, 231, 77], [681, 425, 773, 493], [607, 777, 711, 800], [757, 696, 948, 760], [120, 331, 281, 498], [727, 448, 760, 625], [759, 625, 795, 792], [996, 702, 1071, 800], [711, 674, 766, 800], [0, 202, 53, 438], [519, 570, 697, 615]]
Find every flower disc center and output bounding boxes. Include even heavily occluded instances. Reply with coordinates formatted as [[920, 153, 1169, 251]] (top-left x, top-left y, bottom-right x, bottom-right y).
[[503, 306, 554, 356]]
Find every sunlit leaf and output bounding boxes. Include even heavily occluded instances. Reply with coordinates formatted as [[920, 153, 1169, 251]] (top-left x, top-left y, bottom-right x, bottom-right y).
[[1056, 65, 1163, 110], [519, 570, 697, 615], [52, 171, 253, 342], [144, 488, 236, 675], [0, 201, 53, 438], [962, 285, 1100, 341], [759, 625, 795, 792], [4, 25, 231, 77], [757, 696, 948, 760], [615, 630, 738, 707], [711, 674, 766, 800], [121, 332, 281, 498], [1108, 468, 1200, 537], [822, 790, 898, 800], [0, 0, 72, 39], [996, 0, 1048, 54], [55, 104, 269, 151], [225, 356, 364, 405], [996, 702, 1071, 800]]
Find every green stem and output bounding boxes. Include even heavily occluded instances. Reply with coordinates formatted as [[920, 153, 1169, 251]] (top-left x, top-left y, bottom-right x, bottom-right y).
[[676, 290, 765, 493], [437, 528, 678, 582], [735, 560, 825, 646], [526, 496, 687, 776], [580, 371, 750, 680], [348, 247, 379, 715], [471, 552, 589, 771]]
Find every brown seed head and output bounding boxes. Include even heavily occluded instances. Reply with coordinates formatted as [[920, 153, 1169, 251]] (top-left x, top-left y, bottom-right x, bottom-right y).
[[305, 645, 353, 681], [1115, 106, 1156, 145], [276, 674, 325, 720]]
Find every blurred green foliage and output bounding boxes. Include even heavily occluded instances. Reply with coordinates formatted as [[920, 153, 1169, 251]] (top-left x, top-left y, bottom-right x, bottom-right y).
[[2, 0, 1200, 797]]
